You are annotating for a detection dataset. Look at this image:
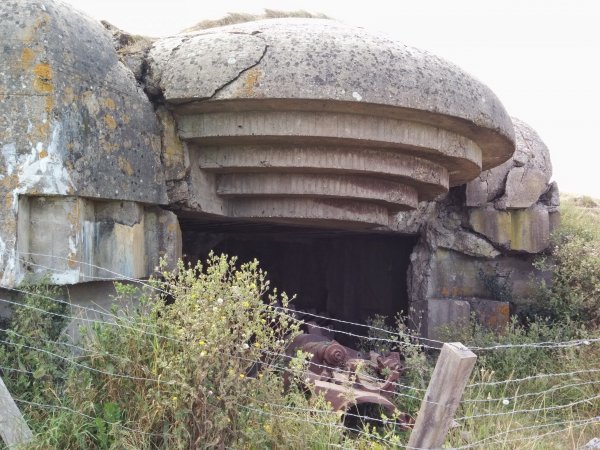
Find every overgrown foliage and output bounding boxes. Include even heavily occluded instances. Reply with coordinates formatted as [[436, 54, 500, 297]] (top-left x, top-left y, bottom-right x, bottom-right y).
[[0, 255, 355, 449], [529, 197, 600, 326]]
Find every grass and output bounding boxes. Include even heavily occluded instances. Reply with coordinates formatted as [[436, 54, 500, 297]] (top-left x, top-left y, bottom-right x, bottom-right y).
[[182, 9, 331, 33]]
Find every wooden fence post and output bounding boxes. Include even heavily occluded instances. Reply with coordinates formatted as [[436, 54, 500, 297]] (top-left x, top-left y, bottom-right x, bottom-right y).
[[0, 375, 33, 449], [408, 342, 477, 449]]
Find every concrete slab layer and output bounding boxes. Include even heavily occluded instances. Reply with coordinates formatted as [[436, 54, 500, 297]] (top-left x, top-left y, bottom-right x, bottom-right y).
[[198, 145, 449, 199]]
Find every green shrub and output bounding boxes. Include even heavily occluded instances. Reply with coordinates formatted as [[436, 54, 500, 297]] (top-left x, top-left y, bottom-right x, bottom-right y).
[[1, 254, 357, 449], [531, 199, 600, 326]]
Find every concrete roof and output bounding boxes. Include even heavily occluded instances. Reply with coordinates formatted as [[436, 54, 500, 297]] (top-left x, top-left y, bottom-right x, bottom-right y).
[[148, 18, 515, 171]]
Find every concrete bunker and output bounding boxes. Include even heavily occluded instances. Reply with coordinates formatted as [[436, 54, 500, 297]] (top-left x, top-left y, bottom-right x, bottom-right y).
[[1, 1, 559, 340]]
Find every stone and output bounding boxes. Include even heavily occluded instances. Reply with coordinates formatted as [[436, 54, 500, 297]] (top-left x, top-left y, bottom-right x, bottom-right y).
[[0, 1, 561, 346], [0, 0, 168, 287], [495, 118, 552, 209], [510, 205, 550, 253], [579, 438, 600, 450], [465, 158, 513, 207], [469, 207, 512, 248], [468, 299, 510, 331], [15, 197, 181, 284], [549, 211, 561, 235], [467, 117, 552, 209], [416, 298, 510, 338], [469, 205, 550, 253], [540, 181, 561, 212], [411, 299, 470, 342], [148, 19, 514, 171], [425, 248, 549, 304]]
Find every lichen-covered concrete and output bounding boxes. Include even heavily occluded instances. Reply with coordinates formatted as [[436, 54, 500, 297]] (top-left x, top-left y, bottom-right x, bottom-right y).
[[147, 18, 515, 228], [16, 197, 180, 285], [467, 118, 552, 209], [0, 0, 172, 286], [402, 115, 558, 337]]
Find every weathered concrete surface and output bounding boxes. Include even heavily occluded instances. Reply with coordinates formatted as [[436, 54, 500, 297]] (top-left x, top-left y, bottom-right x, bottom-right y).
[[467, 118, 552, 209], [421, 248, 549, 309], [16, 197, 180, 285], [411, 299, 470, 341], [0, 1, 560, 343], [411, 297, 510, 340], [468, 298, 510, 331], [468, 204, 550, 253], [0, 0, 168, 287], [147, 19, 514, 170], [147, 18, 515, 228]]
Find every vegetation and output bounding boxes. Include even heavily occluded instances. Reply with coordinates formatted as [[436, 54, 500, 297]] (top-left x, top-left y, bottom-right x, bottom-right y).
[[183, 9, 331, 33], [0, 194, 599, 449], [0, 256, 350, 449]]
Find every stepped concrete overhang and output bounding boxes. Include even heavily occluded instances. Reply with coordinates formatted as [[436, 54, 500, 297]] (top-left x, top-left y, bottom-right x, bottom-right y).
[[148, 19, 515, 228]]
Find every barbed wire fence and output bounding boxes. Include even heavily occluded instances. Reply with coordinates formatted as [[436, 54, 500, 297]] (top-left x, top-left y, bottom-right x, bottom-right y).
[[0, 254, 598, 449]]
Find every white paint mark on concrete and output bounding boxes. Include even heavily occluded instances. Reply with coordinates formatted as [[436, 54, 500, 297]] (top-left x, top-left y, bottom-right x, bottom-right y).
[[227, 57, 237, 65], [1, 143, 17, 177], [0, 238, 16, 287], [15, 123, 74, 207], [352, 91, 363, 101]]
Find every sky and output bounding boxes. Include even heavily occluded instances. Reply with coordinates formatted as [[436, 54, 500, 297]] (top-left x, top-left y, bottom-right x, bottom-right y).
[[62, 0, 600, 197]]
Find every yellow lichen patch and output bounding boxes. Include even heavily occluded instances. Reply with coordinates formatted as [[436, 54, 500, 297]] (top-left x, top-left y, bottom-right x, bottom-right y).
[[167, 222, 177, 233], [38, 149, 48, 159], [20, 48, 36, 69], [104, 114, 117, 130], [237, 67, 262, 97], [33, 62, 53, 94], [118, 156, 134, 176], [122, 114, 130, 124], [33, 62, 52, 80], [33, 78, 53, 93], [102, 97, 116, 110]]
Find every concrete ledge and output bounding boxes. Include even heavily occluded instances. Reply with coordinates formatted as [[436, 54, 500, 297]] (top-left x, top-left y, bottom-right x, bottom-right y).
[[199, 145, 449, 199], [226, 198, 391, 228], [216, 173, 418, 210]]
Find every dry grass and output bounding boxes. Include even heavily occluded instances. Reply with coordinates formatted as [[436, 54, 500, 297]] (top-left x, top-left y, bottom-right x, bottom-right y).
[[182, 9, 332, 33]]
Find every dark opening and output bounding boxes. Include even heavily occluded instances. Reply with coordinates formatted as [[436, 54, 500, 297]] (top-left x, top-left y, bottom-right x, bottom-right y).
[[180, 218, 418, 344]]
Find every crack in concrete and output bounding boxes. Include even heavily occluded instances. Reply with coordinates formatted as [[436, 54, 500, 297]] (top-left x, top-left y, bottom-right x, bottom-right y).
[[166, 39, 269, 109], [206, 42, 269, 101]]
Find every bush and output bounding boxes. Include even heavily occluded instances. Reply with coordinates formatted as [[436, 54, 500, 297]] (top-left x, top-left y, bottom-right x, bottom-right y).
[[1, 254, 357, 449], [531, 199, 600, 326]]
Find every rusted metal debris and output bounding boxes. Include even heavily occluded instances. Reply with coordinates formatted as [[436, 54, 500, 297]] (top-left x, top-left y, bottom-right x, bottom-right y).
[[285, 323, 413, 428]]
